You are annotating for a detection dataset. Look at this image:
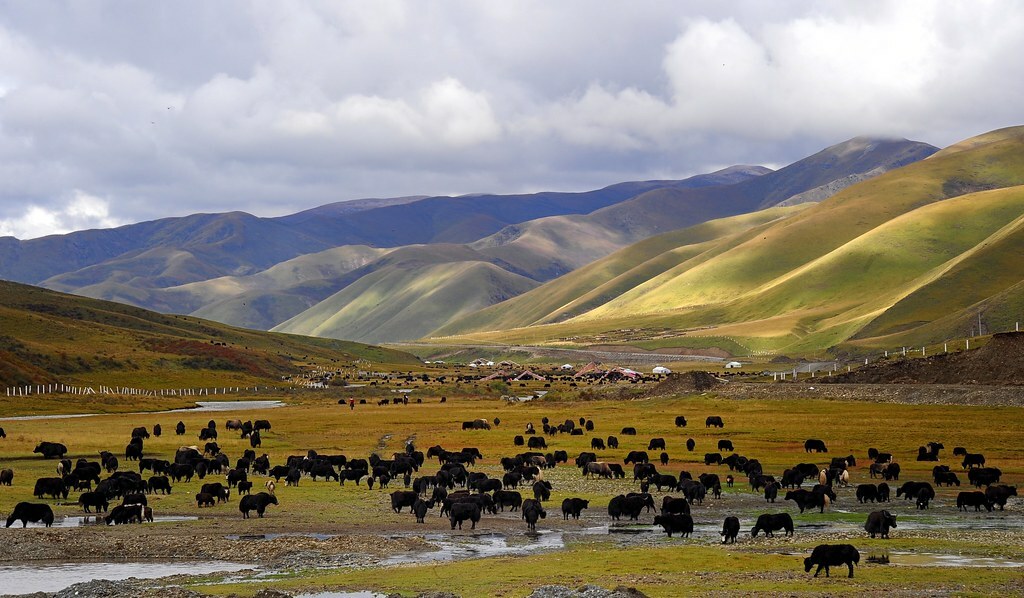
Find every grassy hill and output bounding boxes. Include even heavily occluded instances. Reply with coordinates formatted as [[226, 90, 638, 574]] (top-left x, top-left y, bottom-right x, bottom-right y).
[[436, 206, 809, 335], [434, 126, 1024, 357], [273, 258, 539, 344], [154, 245, 394, 329], [0, 280, 417, 388]]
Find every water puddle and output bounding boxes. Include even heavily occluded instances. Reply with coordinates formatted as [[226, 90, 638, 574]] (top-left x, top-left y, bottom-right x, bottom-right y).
[[13, 515, 198, 528], [226, 532, 336, 541], [0, 561, 252, 595], [383, 530, 564, 565], [173, 400, 285, 413], [1, 400, 284, 421], [604, 524, 655, 535], [896, 516, 1024, 532], [889, 551, 1024, 568], [299, 589, 389, 593]]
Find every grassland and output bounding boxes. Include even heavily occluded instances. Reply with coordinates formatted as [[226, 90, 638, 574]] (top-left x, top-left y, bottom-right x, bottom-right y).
[[1, 377, 1022, 596]]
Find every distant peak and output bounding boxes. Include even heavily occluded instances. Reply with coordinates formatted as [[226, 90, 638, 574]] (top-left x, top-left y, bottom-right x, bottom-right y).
[[826, 135, 908, 156], [713, 164, 774, 176]]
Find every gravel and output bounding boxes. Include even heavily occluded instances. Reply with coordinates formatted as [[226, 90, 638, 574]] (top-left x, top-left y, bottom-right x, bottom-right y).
[[527, 585, 648, 598]]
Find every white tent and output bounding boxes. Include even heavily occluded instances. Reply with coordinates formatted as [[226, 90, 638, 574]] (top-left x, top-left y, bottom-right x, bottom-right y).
[[652, 366, 672, 374], [560, 364, 574, 370], [725, 361, 743, 369]]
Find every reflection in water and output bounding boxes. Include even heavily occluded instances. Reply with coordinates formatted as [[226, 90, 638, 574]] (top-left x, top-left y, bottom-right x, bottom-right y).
[[0, 561, 252, 595], [296, 593, 388, 598], [382, 530, 564, 566], [17, 515, 199, 528], [890, 551, 1024, 568]]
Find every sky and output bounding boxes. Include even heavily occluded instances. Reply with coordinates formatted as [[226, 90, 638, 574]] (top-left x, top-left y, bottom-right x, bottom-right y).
[[1, 1, 1022, 239]]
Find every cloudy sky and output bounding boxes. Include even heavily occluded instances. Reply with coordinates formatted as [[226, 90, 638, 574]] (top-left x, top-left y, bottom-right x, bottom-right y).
[[1, 1, 1021, 239]]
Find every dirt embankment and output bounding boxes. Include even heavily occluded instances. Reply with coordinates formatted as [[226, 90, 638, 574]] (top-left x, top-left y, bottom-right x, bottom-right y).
[[0, 527, 430, 566], [644, 371, 724, 396], [826, 331, 1024, 386]]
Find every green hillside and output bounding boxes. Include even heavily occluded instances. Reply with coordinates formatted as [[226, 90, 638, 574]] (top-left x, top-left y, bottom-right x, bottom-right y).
[[0, 280, 417, 388], [165, 245, 393, 329], [434, 126, 1024, 356], [273, 260, 539, 344], [436, 206, 808, 335]]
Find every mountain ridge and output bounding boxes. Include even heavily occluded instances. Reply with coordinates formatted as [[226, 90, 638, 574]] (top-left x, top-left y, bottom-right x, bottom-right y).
[[432, 126, 1024, 356]]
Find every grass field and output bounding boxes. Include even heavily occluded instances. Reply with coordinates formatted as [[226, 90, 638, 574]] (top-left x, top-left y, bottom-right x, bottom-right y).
[[1, 381, 1022, 596]]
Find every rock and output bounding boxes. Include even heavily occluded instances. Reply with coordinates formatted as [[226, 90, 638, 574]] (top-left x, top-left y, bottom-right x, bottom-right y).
[[527, 585, 649, 598], [254, 590, 295, 598], [52, 579, 207, 598]]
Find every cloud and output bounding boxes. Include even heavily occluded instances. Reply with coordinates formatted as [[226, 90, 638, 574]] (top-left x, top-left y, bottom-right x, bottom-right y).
[[0, 191, 125, 239], [0, 1, 1021, 235], [542, 3, 1024, 146]]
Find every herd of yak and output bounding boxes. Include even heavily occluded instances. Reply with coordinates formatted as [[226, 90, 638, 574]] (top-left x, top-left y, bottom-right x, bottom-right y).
[[0, 408, 1018, 579]]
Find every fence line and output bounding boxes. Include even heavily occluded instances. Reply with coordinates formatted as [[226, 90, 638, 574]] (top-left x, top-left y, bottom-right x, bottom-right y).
[[762, 322, 1021, 380], [3, 382, 273, 398]]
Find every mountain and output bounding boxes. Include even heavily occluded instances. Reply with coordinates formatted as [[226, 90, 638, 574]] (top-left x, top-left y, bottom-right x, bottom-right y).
[[0, 167, 766, 294], [434, 126, 1024, 357], [272, 250, 540, 343], [145, 245, 395, 330], [270, 137, 934, 344], [278, 166, 778, 248], [0, 136, 937, 345], [461, 137, 937, 280], [434, 206, 810, 336], [0, 279, 417, 388]]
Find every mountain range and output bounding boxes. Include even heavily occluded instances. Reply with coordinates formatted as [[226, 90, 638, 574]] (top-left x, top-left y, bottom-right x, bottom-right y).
[[436, 126, 1024, 357], [0, 135, 937, 346]]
